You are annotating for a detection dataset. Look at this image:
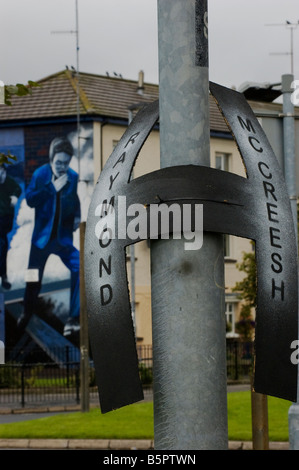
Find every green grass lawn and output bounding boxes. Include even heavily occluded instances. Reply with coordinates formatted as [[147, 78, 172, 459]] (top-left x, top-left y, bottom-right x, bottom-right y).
[[227, 392, 291, 442], [0, 391, 292, 441], [0, 402, 154, 440]]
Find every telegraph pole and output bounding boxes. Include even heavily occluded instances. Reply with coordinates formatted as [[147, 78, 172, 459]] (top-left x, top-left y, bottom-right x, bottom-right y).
[[80, 221, 89, 412], [151, 0, 228, 450]]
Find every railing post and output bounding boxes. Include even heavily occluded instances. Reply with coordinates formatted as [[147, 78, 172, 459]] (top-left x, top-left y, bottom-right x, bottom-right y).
[[75, 367, 80, 405], [65, 345, 70, 388], [21, 364, 25, 408], [234, 341, 239, 381]]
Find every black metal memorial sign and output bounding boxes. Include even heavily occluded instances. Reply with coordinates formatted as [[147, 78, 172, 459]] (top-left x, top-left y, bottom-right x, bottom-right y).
[[84, 83, 298, 413]]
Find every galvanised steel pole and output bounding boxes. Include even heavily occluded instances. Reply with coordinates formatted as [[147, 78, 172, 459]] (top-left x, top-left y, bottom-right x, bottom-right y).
[[282, 74, 297, 237], [283, 73, 299, 450], [151, 0, 228, 450]]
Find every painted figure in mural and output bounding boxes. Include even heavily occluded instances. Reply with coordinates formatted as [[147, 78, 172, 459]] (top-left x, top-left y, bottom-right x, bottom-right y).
[[17, 137, 81, 336], [0, 164, 22, 290]]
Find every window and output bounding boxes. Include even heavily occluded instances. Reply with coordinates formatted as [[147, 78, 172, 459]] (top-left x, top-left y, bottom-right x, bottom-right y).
[[215, 152, 230, 172], [225, 302, 237, 337], [215, 153, 232, 258], [224, 234, 230, 258]]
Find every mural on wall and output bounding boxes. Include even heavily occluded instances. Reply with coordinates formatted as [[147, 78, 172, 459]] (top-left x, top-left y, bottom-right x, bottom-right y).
[[0, 294, 4, 364], [17, 136, 81, 337], [0, 123, 94, 356], [0, 164, 22, 290], [0, 128, 25, 291]]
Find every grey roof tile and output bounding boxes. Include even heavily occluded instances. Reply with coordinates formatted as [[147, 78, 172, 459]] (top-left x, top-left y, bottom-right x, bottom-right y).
[[0, 70, 230, 133]]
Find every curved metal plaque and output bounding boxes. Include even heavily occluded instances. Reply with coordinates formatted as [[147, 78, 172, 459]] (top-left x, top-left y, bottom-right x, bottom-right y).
[[85, 83, 298, 413]]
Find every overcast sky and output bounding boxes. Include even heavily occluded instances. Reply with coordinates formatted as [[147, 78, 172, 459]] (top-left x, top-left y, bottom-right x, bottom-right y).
[[1, 0, 299, 90]]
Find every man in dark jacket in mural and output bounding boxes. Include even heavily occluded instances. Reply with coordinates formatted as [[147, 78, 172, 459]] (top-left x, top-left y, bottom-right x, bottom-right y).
[[0, 164, 21, 290], [17, 137, 81, 336]]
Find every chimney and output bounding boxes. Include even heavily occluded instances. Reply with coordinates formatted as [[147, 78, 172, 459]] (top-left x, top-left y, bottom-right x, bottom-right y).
[[137, 70, 144, 95]]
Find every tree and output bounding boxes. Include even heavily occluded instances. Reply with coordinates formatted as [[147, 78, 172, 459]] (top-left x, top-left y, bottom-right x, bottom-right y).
[[232, 241, 256, 341]]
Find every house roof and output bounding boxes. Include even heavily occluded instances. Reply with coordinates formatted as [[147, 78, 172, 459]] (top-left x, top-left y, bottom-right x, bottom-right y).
[[0, 69, 243, 134]]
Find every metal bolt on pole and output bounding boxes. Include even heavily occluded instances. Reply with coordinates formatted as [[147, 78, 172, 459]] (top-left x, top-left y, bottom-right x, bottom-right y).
[[151, 0, 228, 450]]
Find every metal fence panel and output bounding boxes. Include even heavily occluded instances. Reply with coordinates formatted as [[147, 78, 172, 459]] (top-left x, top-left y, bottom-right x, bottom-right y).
[[0, 342, 252, 408]]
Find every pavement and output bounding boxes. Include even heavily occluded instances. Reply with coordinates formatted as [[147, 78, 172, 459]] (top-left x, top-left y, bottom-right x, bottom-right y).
[[0, 437, 290, 450], [0, 385, 290, 450]]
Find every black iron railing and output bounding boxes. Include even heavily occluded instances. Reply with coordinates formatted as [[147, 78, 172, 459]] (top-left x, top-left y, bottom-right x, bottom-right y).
[[0, 342, 252, 408]]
